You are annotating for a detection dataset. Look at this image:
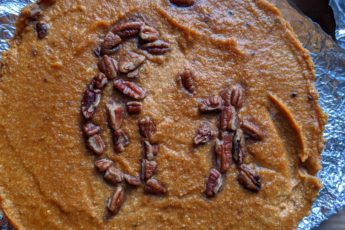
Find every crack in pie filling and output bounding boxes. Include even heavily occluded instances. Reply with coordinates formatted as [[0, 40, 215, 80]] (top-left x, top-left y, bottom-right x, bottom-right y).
[[0, 0, 327, 229]]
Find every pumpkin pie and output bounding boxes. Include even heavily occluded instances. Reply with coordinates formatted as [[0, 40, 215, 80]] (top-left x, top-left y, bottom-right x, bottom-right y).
[[0, 0, 327, 229]]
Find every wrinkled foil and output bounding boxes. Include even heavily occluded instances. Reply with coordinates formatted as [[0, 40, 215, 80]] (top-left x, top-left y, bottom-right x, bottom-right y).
[[0, 0, 344, 229], [330, 0, 345, 49]]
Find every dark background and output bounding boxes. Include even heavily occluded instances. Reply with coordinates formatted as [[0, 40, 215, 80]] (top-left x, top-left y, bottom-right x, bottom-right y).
[[289, 0, 336, 38]]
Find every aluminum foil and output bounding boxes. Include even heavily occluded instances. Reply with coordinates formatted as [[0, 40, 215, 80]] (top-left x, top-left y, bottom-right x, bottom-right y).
[[330, 0, 345, 49], [0, 0, 344, 229]]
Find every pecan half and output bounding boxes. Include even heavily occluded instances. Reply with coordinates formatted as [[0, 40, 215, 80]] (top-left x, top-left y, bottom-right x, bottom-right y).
[[215, 133, 233, 173], [144, 178, 167, 195], [241, 120, 265, 141], [138, 116, 156, 139], [36, 22, 48, 39], [106, 100, 124, 130], [118, 51, 146, 74], [107, 186, 125, 215], [83, 122, 101, 136], [178, 69, 195, 94], [104, 166, 124, 185], [113, 129, 130, 153], [232, 129, 245, 165], [127, 101, 142, 114], [114, 79, 146, 100], [90, 73, 108, 90], [140, 40, 170, 55], [141, 159, 157, 180], [98, 55, 118, 79], [170, 0, 195, 7], [87, 134, 105, 155], [230, 84, 244, 108], [143, 141, 158, 161], [124, 174, 141, 186], [139, 25, 159, 42], [81, 89, 101, 119], [220, 106, 238, 131], [199, 95, 223, 112], [94, 158, 113, 172], [193, 122, 213, 145], [205, 168, 223, 197], [101, 32, 122, 54], [222, 84, 244, 108], [112, 21, 144, 38], [237, 165, 261, 192]]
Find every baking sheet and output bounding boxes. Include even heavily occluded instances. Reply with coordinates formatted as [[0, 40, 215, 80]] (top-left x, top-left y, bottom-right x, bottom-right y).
[[0, 0, 345, 229]]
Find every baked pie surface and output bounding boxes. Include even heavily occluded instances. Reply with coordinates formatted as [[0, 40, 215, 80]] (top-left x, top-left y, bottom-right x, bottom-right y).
[[0, 0, 327, 229]]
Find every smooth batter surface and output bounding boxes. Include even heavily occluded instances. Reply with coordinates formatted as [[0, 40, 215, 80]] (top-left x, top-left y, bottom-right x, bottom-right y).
[[0, 0, 327, 229]]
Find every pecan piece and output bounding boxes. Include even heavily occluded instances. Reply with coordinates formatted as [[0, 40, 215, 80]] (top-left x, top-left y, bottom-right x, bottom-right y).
[[94, 158, 113, 172], [106, 100, 124, 130], [220, 106, 238, 131], [87, 134, 105, 155], [170, 0, 195, 7], [138, 116, 156, 139], [205, 168, 223, 197], [101, 32, 122, 54], [139, 25, 159, 42], [143, 141, 158, 161], [238, 165, 261, 192], [241, 120, 265, 141], [107, 186, 125, 215], [141, 159, 157, 180], [232, 129, 245, 165], [126, 69, 140, 79], [98, 55, 118, 79], [178, 69, 196, 94], [144, 178, 167, 195], [215, 133, 233, 173], [193, 122, 213, 145], [36, 22, 48, 39], [93, 47, 102, 58], [126, 101, 142, 114], [118, 51, 146, 74], [113, 129, 130, 153], [140, 40, 171, 55], [230, 84, 244, 108], [199, 95, 223, 112], [124, 174, 141, 186], [81, 89, 101, 119], [221, 84, 244, 108], [83, 122, 101, 136], [104, 166, 124, 185], [114, 79, 146, 100], [90, 73, 108, 90], [112, 21, 144, 38], [221, 88, 232, 106]]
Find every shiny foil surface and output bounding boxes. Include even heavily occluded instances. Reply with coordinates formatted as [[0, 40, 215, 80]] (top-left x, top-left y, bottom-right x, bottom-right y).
[[0, 1, 344, 229]]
